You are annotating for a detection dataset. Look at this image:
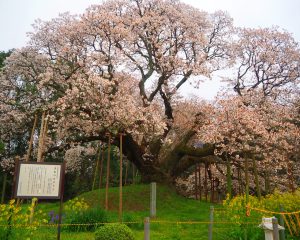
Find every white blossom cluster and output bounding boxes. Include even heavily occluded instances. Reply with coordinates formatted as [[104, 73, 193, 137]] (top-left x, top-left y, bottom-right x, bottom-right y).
[[0, 158, 15, 174]]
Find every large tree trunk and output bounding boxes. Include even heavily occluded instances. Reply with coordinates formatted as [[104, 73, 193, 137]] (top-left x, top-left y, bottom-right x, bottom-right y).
[[121, 131, 215, 183], [46, 129, 216, 184]]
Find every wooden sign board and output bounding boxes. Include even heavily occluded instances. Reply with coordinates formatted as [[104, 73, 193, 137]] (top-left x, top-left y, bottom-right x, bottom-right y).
[[15, 162, 64, 199]]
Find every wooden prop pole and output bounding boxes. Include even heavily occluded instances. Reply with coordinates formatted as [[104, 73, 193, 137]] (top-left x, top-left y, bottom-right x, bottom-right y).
[[40, 114, 48, 162], [125, 159, 128, 185], [92, 144, 101, 191], [195, 165, 198, 200], [37, 111, 45, 162], [245, 155, 249, 203], [25, 114, 38, 162], [105, 134, 111, 211], [57, 162, 66, 240], [99, 146, 104, 189], [119, 134, 124, 221], [198, 164, 202, 200], [205, 163, 208, 201]]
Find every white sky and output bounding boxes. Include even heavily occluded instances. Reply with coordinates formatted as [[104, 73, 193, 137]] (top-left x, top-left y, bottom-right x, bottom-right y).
[[1, 0, 300, 99]]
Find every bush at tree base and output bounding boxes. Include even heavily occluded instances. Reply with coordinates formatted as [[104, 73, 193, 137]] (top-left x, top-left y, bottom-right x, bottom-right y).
[[95, 223, 134, 240]]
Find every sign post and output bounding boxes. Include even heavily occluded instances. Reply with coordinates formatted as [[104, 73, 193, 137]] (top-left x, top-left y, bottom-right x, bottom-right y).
[[14, 162, 65, 240]]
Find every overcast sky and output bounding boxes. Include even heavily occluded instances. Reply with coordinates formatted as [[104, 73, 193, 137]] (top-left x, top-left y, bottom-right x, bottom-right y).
[[1, 0, 300, 99]]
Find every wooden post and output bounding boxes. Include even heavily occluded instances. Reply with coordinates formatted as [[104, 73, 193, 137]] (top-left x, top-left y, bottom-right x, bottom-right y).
[[29, 198, 37, 224], [279, 205, 286, 240], [226, 154, 232, 199], [144, 217, 150, 240], [204, 163, 208, 201], [198, 164, 202, 201], [37, 111, 45, 162], [244, 156, 250, 240], [264, 163, 270, 195], [210, 165, 214, 203], [150, 182, 156, 218], [125, 159, 128, 185], [132, 162, 135, 184], [40, 114, 48, 162], [119, 133, 123, 222], [92, 145, 101, 191], [245, 156, 249, 203], [105, 134, 111, 211], [99, 147, 104, 189], [252, 156, 261, 200], [1, 172, 7, 203], [12, 156, 20, 199], [272, 217, 279, 240], [57, 162, 66, 240], [25, 114, 38, 162], [208, 206, 214, 240], [195, 165, 198, 200], [287, 160, 295, 192], [238, 166, 242, 195]]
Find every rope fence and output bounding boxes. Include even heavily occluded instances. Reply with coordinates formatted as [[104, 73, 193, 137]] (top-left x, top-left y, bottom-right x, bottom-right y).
[[247, 205, 300, 237], [248, 206, 300, 215], [0, 205, 299, 239], [0, 219, 261, 228]]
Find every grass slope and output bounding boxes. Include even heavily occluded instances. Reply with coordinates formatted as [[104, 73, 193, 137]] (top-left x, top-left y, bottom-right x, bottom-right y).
[[81, 184, 214, 240], [30, 184, 216, 240]]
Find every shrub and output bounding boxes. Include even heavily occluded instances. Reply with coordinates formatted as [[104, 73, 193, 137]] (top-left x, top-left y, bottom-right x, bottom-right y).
[[65, 207, 107, 232], [95, 223, 134, 240]]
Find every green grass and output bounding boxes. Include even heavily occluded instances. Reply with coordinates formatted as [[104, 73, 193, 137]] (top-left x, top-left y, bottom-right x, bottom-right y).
[[3, 184, 221, 239], [79, 184, 214, 239]]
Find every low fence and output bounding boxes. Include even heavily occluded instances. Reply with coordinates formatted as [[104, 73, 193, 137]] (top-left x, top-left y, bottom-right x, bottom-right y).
[[0, 212, 298, 240], [248, 206, 300, 237]]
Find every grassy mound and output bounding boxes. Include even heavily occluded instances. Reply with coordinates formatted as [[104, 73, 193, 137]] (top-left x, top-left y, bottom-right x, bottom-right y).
[[31, 184, 215, 240]]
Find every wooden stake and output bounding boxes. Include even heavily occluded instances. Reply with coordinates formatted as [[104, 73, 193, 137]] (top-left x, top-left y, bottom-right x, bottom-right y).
[[37, 111, 45, 162], [99, 146, 104, 189], [226, 154, 232, 199], [132, 162, 135, 185], [92, 145, 101, 191], [125, 159, 128, 185], [195, 165, 198, 200], [264, 161, 271, 195], [1, 173, 7, 203], [287, 159, 295, 192], [119, 133, 123, 222], [210, 165, 214, 203], [40, 114, 48, 162], [57, 162, 66, 240], [252, 156, 261, 200], [25, 114, 38, 162], [37, 111, 48, 163], [105, 134, 111, 211], [12, 156, 20, 199], [205, 163, 208, 202], [245, 155, 249, 203], [198, 164, 202, 200], [238, 166, 242, 195]]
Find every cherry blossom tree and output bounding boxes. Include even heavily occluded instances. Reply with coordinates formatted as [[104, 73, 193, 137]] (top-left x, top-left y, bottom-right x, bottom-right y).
[[230, 27, 300, 97], [0, 0, 234, 182], [197, 93, 300, 196], [0, 0, 299, 186]]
